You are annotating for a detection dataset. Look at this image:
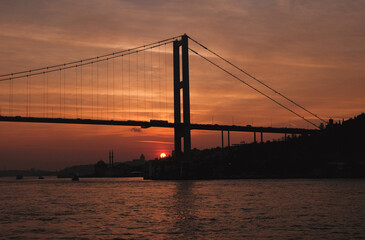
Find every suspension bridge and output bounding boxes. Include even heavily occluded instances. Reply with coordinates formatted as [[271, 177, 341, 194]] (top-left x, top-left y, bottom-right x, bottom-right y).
[[0, 34, 325, 174]]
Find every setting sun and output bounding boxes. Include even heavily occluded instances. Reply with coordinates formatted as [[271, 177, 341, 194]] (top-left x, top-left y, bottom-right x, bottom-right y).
[[160, 153, 167, 158]]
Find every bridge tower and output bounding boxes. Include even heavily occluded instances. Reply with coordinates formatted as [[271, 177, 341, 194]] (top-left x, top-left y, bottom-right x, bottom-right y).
[[173, 34, 191, 177]]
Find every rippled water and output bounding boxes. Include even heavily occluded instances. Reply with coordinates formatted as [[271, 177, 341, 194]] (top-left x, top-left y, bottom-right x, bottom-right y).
[[0, 177, 364, 239]]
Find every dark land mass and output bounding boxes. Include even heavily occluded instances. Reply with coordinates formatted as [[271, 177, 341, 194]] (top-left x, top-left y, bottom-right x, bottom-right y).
[[0, 157, 146, 179], [146, 113, 365, 179], [0, 169, 57, 177], [2, 113, 364, 180], [57, 164, 95, 178], [56, 157, 146, 178]]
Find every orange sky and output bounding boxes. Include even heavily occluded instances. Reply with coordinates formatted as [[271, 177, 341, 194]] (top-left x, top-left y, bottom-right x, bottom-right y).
[[0, 0, 364, 170]]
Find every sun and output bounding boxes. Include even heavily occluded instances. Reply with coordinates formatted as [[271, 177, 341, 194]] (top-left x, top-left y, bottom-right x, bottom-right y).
[[160, 153, 167, 158]]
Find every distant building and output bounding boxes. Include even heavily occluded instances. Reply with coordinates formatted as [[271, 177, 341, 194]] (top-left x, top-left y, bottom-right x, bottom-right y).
[[127, 154, 146, 167], [94, 160, 108, 177]]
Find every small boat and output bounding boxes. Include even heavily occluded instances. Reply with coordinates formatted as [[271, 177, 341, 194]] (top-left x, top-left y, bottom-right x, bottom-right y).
[[38, 176, 44, 179], [16, 175, 23, 180], [72, 175, 79, 181]]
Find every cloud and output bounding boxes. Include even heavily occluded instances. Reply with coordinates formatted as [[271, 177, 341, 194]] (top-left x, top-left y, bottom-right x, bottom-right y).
[[1, 0, 365, 169]]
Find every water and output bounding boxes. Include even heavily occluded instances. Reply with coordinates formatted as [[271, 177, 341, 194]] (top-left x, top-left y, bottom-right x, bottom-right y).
[[0, 177, 364, 240]]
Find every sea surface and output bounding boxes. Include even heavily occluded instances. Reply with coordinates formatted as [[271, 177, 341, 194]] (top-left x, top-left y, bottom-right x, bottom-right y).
[[0, 177, 364, 240]]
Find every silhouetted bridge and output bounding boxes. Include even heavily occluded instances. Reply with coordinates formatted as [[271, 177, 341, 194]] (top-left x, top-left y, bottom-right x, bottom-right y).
[[0, 34, 326, 177], [0, 116, 317, 134]]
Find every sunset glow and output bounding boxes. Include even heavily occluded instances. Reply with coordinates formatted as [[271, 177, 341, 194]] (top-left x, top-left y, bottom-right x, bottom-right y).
[[0, 2, 363, 240], [0, 0, 364, 170]]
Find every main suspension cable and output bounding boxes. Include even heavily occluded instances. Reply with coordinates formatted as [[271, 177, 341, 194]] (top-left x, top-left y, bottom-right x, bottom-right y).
[[188, 36, 327, 124], [0, 35, 183, 79], [189, 47, 320, 129], [0, 40, 176, 82]]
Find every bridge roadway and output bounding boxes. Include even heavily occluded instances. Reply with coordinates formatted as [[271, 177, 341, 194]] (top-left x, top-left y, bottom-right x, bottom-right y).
[[0, 116, 319, 134]]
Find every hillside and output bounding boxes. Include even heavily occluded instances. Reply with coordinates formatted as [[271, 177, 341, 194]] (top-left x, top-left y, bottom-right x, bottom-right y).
[[147, 113, 365, 179]]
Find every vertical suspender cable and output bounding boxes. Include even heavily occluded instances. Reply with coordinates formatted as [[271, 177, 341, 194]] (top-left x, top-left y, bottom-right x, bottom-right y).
[[46, 73, 48, 118], [75, 67, 78, 118], [81, 62, 83, 118], [11, 74, 14, 116], [12, 76, 13, 116], [8, 78, 11, 116], [43, 73, 45, 117], [29, 75, 31, 116], [60, 69, 62, 117], [0, 38, 182, 121], [9, 76, 13, 116], [165, 43, 168, 121], [25, 75, 27, 116], [159, 46, 161, 119], [26, 75, 29, 116], [151, 48, 153, 119], [107, 60, 109, 119], [144, 49, 146, 121], [137, 51, 139, 120], [64, 69, 66, 118], [97, 58, 99, 119], [129, 53, 131, 120], [91, 62, 94, 119], [121, 56, 124, 120], [113, 58, 115, 120], [61, 68, 63, 118]]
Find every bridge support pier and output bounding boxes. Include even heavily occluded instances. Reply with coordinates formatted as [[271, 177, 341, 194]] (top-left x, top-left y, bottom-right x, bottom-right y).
[[221, 131, 231, 148], [173, 34, 191, 178], [260, 132, 263, 143], [221, 131, 224, 148]]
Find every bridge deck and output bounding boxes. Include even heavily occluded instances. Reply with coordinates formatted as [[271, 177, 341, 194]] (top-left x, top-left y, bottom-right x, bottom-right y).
[[0, 116, 318, 134]]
